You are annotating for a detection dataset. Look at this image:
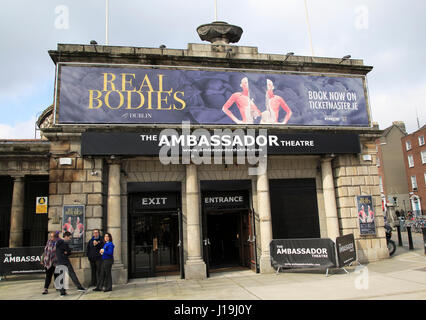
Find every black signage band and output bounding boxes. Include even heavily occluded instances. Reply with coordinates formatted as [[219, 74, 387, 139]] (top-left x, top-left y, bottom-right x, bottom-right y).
[[82, 132, 360, 156]]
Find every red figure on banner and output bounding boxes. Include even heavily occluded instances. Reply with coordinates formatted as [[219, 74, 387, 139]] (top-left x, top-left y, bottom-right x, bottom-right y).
[[261, 79, 292, 124], [74, 217, 84, 238], [222, 77, 261, 124], [358, 205, 367, 223], [62, 217, 74, 234]]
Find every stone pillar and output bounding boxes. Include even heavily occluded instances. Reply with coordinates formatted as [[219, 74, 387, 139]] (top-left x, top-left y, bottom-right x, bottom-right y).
[[321, 157, 340, 241], [9, 176, 25, 247], [257, 170, 274, 273], [184, 164, 206, 279], [107, 160, 127, 284]]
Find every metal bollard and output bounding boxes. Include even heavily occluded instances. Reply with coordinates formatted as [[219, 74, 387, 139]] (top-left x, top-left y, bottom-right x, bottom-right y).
[[407, 226, 414, 250], [396, 225, 403, 247], [422, 227, 426, 255]]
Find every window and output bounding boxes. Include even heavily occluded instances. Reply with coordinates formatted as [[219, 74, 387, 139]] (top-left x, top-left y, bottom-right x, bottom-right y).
[[406, 140, 412, 150], [421, 151, 426, 164], [411, 175, 417, 189], [408, 155, 414, 167], [419, 135, 425, 146], [379, 176, 384, 193], [377, 157, 380, 167], [424, 172, 426, 186]]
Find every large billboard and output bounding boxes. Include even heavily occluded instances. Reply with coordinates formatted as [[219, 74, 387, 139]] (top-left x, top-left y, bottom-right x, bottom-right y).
[[55, 63, 370, 127]]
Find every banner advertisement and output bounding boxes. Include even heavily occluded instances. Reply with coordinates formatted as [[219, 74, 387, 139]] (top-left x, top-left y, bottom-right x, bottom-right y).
[[357, 195, 376, 235], [0, 246, 44, 275], [56, 64, 369, 127], [335, 233, 357, 267], [62, 205, 85, 252], [36, 196, 48, 214], [270, 238, 336, 269], [81, 131, 360, 156]]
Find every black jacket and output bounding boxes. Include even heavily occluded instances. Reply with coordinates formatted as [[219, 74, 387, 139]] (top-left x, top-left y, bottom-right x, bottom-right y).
[[86, 237, 104, 261], [56, 239, 72, 265]]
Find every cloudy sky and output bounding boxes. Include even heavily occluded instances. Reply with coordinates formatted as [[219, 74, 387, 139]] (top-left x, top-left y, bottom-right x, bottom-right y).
[[0, 0, 424, 138]]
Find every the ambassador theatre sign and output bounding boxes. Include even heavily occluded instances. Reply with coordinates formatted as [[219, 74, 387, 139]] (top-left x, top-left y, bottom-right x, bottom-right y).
[[54, 63, 370, 127]]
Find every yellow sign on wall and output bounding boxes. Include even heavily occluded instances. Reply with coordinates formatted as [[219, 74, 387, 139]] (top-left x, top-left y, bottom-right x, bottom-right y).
[[36, 197, 48, 214]]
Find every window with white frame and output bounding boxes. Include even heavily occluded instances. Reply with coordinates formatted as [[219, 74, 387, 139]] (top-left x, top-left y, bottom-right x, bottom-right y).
[[411, 175, 417, 189], [408, 154, 414, 167], [421, 150, 426, 164], [379, 176, 384, 193], [377, 157, 380, 167], [406, 140, 412, 150], [424, 172, 426, 186], [419, 135, 425, 146]]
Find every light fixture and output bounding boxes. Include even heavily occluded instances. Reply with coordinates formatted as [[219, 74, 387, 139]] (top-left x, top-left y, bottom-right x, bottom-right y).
[[340, 55, 351, 63], [284, 52, 294, 61]]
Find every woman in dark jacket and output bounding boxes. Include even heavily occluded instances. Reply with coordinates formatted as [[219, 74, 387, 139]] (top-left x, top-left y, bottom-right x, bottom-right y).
[[41, 231, 59, 294], [94, 233, 115, 292]]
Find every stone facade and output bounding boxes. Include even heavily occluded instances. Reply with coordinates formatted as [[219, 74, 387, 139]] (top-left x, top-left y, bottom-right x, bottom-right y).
[[0, 36, 389, 285]]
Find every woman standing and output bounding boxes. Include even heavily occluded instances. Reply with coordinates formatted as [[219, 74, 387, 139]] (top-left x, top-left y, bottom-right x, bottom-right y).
[[41, 231, 59, 294], [94, 233, 115, 292]]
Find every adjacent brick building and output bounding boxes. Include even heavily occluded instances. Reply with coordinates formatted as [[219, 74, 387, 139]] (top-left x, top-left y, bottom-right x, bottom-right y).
[[401, 125, 426, 216]]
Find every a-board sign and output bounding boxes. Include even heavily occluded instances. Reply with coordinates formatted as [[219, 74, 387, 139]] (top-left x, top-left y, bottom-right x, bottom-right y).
[[0, 246, 44, 275], [270, 238, 336, 269], [336, 233, 357, 267]]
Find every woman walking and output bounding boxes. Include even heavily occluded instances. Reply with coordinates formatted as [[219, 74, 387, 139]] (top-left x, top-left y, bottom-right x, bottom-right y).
[[94, 232, 115, 292], [41, 231, 59, 294]]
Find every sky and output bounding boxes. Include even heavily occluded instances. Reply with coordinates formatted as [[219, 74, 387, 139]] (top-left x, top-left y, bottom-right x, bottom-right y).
[[0, 0, 424, 138]]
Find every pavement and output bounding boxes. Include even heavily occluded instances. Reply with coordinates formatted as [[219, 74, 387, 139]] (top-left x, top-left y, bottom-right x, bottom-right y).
[[0, 232, 425, 300]]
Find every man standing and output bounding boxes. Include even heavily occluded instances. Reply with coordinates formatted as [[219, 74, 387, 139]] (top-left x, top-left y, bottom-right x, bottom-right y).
[[55, 231, 86, 296], [260, 79, 292, 124], [222, 77, 261, 124], [86, 229, 104, 288]]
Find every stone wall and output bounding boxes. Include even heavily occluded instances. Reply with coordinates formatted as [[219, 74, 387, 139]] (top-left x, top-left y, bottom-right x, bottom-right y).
[[47, 138, 106, 286], [333, 149, 389, 263]]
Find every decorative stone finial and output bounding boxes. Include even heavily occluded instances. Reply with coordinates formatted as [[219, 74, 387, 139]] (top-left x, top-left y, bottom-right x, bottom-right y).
[[196, 21, 243, 45]]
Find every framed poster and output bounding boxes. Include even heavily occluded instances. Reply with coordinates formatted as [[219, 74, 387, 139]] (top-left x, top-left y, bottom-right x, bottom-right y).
[[356, 195, 376, 235], [62, 205, 85, 252]]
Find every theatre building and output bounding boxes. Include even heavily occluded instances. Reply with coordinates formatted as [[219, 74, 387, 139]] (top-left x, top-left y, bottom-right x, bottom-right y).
[[1, 22, 388, 284]]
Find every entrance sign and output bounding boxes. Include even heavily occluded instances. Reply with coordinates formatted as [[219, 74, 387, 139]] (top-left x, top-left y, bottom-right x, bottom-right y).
[[56, 63, 370, 127], [0, 246, 44, 275], [270, 238, 336, 269], [36, 196, 48, 214], [356, 195, 376, 235], [81, 132, 360, 156], [202, 191, 249, 210], [335, 233, 357, 267], [62, 205, 85, 252]]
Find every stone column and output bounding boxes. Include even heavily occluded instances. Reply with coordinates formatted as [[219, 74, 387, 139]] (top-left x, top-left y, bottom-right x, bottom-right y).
[[107, 161, 122, 264], [106, 160, 127, 284], [9, 176, 25, 247], [184, 164, 206, 279], [257, 170, 274, 273], [321, 157, 340, 241]]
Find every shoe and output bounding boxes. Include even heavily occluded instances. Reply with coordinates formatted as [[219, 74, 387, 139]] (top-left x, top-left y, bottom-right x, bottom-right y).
[[103, 289, 112, 292], [60, 290, 67, 296], [77, 287, 86, 292], [92, 288, 102, 292], [42, 289, 48, 295]]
